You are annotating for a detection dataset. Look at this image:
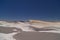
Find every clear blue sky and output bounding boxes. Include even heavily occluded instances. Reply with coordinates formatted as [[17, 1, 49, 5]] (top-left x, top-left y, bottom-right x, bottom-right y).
[[0, 0, 60, 21]]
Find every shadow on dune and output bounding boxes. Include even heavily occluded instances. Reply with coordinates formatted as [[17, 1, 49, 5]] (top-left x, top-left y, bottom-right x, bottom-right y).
[[0, 26, 22, 34], [31, 26, 55, 31]]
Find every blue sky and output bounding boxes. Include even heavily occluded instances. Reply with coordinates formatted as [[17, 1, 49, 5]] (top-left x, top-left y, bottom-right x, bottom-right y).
[[0, 0, 60, 21]]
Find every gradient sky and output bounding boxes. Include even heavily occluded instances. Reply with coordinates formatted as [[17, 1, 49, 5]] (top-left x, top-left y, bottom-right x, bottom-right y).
[[0, 0, 60, 21]]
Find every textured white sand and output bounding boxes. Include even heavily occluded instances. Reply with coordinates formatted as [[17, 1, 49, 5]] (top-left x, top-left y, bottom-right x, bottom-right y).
[[0, 31, 20, 40], [0, 20, 60, 33]]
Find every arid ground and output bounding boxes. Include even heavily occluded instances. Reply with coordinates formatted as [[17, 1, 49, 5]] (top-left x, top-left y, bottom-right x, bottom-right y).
[[0, 27, 60, 40]]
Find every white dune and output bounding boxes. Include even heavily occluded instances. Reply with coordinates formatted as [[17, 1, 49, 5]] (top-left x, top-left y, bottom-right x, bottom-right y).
[[0, 31, 20, 40], [0, 20, 60, 33]]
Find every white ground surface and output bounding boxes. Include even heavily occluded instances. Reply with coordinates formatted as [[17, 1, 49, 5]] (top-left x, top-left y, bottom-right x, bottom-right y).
[[0, 20, 60, 40]]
